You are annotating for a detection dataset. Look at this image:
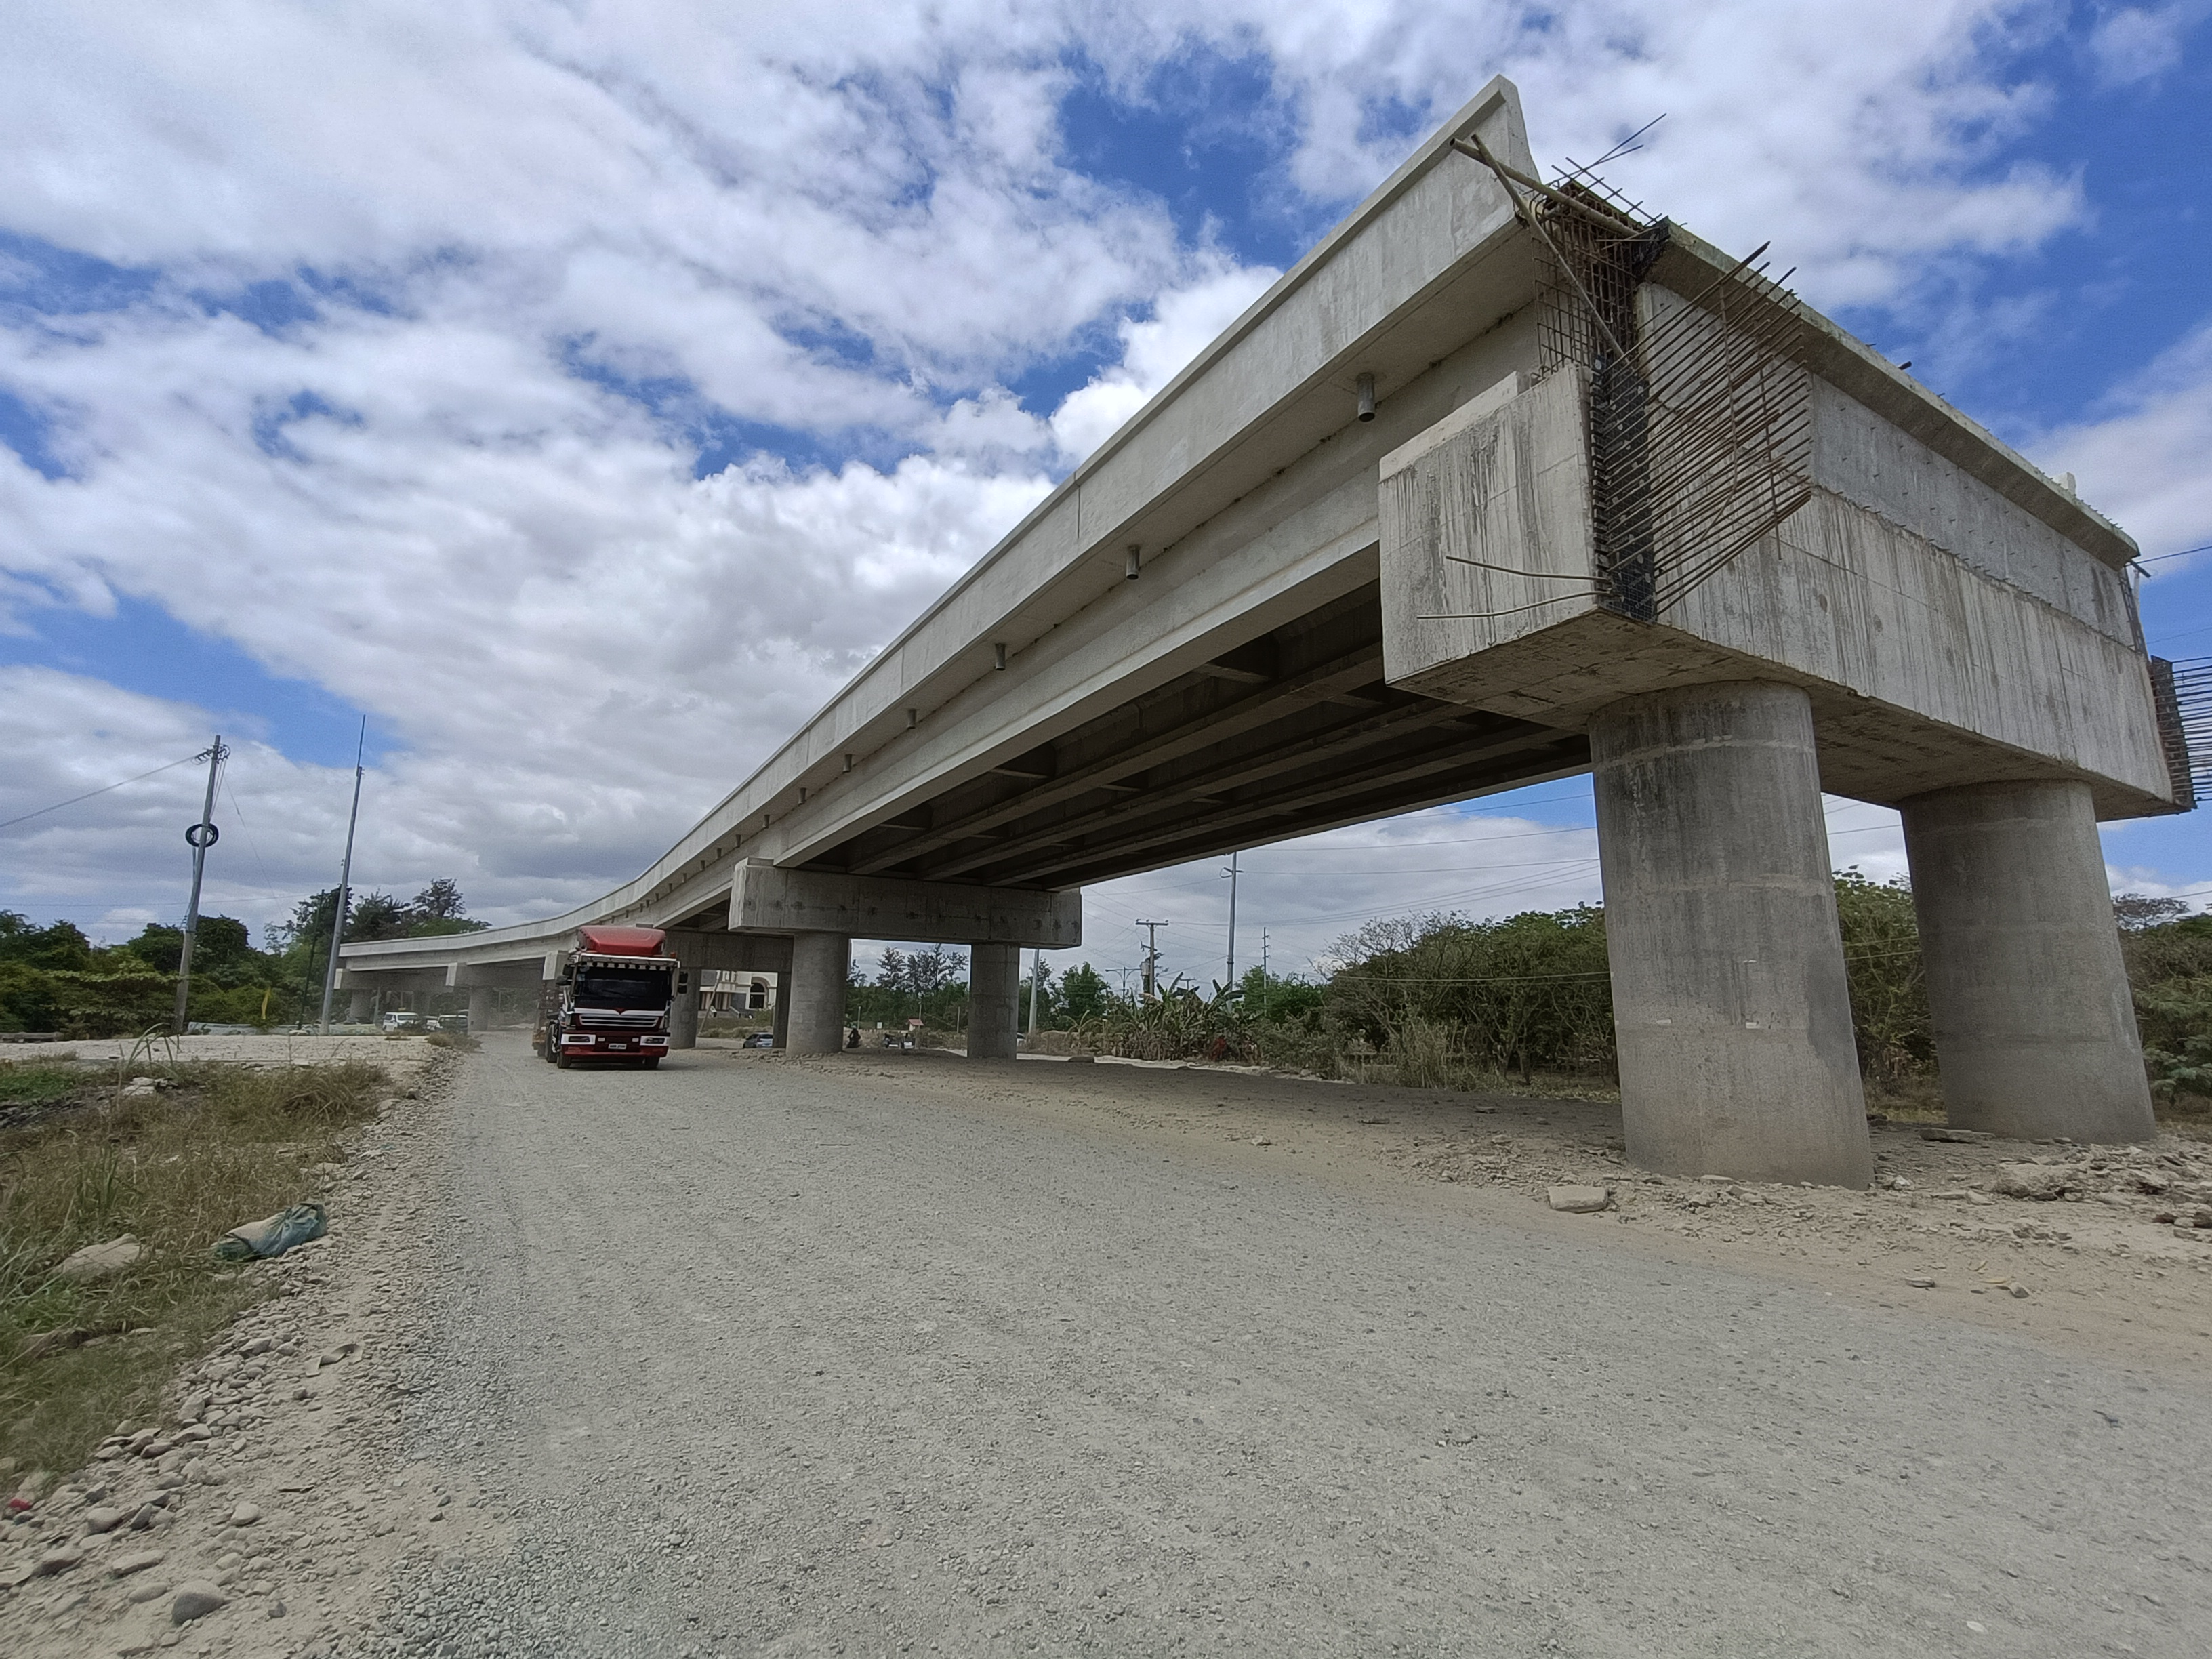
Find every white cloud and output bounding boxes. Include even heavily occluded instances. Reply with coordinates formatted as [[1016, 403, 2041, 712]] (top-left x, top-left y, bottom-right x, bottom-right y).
[[5, 0, 2202, 941], [2036, 317, 2212, 571], [1048, 259, 1279, 462], [2088, 3, 2209, 86]]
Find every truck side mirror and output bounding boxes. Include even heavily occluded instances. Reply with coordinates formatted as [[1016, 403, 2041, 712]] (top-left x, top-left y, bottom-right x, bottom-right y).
[[676, 971, 691, 996]]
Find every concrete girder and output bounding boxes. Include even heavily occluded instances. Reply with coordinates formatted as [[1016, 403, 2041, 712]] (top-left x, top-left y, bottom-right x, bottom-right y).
[[843, 642, 1389, 876], [918, 689, 1478, 882], [975, 721, 1582, 890]]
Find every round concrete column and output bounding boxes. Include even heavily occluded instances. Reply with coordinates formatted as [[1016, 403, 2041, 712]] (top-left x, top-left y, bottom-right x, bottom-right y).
[[668, 970, 699, 1050], [1900, 779, 2154, 1142], [347, 989, 373, 1024], [1592, 680, 1871, 1187], [466, 984, 494, 1036], [967, 943, 1021, 1060], [785, 934, 850, 1054], [770, 973, 791, 1050]]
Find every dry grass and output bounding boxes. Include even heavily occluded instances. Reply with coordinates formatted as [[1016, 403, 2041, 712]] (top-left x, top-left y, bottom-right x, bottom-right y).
[[0, 1053, 387, 1481]]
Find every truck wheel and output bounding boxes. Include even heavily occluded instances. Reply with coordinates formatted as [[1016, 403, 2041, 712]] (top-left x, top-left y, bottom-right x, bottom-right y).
[[555, 1050, 573, 1069], [643, 1058, 659, 1069]]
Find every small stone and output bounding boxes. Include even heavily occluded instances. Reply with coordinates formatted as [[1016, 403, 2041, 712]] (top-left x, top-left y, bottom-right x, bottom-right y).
[[108, 1549, 166, 1578], [1991, 1164, 2070, 1201], [1547, 1185, 1610, 1214], [36, 1543, 84, 1575], [240, 1337, 273, 1358], [169, 1581, 227, 1623], [54, 1237, 144, 1283], [1906, 1276, 1938, 1288], [85, 1506, 130, 1534], [228, 1502, 261, 1528], [128, 1579, 171, 1604], [2009, 1284, 2030, 1299]]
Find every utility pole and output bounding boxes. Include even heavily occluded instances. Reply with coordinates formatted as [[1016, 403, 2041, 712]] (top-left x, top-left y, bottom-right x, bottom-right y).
[[1027, 947, 1044, 1040], [1223, 851, 1240, 994], [1135, 920, 1168, 1000], [317, 720, 367, 1034], [1261, 928, 1271, 1018], [173, 735, 228, 1035]]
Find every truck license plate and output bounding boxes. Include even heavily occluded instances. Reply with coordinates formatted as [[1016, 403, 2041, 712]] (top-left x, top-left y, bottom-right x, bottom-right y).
[[609, 1042, 632, 1051]]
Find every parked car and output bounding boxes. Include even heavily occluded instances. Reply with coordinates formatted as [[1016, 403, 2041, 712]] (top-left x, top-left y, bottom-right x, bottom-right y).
[[741, 1031, 775, 1049], [380, 1011, 427, 1032]]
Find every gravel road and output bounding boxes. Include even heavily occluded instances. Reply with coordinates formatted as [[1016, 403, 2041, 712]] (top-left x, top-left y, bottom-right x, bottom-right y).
[[374, 1039, 2211, 1658]]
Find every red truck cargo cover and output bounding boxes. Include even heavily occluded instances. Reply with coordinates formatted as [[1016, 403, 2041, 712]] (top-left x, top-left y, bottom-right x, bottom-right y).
[[575, 924, 668, 958]]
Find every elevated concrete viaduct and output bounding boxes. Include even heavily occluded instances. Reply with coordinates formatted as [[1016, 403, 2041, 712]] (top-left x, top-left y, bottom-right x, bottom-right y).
[[343, 77, 2196, 1185]]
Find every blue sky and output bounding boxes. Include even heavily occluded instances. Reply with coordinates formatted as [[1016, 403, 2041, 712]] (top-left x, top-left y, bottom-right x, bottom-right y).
[[0, 2, 2205, 980]]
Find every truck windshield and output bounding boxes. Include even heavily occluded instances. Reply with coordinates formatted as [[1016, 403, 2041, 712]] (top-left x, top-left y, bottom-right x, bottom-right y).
[[573, 966, 670, 1008]]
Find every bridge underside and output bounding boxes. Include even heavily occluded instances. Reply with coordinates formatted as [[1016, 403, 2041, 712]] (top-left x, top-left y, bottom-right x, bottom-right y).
[[797, 582, 1589, 893]]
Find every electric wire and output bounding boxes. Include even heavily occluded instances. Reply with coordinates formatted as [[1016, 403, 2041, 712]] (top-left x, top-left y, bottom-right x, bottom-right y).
[[0, 754, 203, 834]]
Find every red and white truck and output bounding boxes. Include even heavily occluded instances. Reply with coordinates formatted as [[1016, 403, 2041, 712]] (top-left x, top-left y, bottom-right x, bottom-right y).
[[533, 924, 679, 1069]]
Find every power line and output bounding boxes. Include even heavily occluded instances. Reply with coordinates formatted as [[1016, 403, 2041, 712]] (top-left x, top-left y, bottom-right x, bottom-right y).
[[0, 753, 203, 834]]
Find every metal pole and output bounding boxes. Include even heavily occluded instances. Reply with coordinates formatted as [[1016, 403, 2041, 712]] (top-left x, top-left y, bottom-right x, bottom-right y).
[[173, 735, 227, 1035], [1261, 929, 1270, 1019], [1224, 851, 1240, 993], [317, 720, 367, 1034], [1027, 948, 1044, 1039], [1136, 921, 1167, 999]]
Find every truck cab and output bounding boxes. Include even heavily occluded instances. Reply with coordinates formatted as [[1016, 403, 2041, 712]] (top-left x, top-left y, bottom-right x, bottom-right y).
[[535, 924, 678, 1069]]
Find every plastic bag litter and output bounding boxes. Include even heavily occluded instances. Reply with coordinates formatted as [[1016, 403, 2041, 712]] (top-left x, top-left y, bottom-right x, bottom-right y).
[[212, 1202, 327, 1261]]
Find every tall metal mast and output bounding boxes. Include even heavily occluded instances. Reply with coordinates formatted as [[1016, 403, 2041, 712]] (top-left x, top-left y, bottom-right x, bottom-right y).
[[317, 720, 367, 1034], [1223, 851, 1240, 994], [172, 735, 228, 1035]]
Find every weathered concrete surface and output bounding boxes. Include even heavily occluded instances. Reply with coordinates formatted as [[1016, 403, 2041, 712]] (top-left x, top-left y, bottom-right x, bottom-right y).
[[372, 1042, 2211, 1658], [1591, 682, 1872, 1187], [726, 859, 1081, 947], [965, 941, 1021, 1060], [784, 932, 850, 1055], [1903, 779, 2157, 1142], [1382, 356, 2174, 817]]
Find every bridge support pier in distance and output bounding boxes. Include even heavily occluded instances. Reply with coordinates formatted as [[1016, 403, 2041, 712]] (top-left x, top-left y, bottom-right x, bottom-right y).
[[347, 989, 373, 1024], [771, 975, 792, 1050], [667, 981, 699, 1050], [1902, 779, 2156, 1143], [467, 983, 495, 1036], [1591, 682, 1872, 1187], [726, 860, 1082, 1059], [785, 933, 852, 1054], [967, 943, 1022, 1060]]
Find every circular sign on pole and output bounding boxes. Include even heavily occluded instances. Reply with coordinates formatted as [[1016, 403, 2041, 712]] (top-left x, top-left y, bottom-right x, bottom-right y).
[[185, 822, 220, 848]]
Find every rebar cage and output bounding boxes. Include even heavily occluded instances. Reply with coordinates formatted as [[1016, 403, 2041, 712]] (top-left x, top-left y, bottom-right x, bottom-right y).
[[1528, 174, 1814, 621]]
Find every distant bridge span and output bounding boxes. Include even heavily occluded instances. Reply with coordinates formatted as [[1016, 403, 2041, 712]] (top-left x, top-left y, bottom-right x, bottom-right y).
[[345, 78, 2193, 1184]]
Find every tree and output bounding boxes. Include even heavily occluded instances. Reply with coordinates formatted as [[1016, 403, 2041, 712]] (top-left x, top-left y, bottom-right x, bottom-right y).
[[411, 878, 467, 921], [2114, 892, 2190, 931], [0, 913, 96, 971], [1057, 962, 1111, 1025]]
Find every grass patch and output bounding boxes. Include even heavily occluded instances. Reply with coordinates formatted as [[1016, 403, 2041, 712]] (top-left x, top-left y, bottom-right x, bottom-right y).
[[0, 1063, 86, 1108], [0, 1057, 387, 1479]]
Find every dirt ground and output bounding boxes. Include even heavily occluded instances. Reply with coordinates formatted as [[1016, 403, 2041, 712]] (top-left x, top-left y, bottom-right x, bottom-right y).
[[898, 1048, 2212, 1376], [3, 1034, 2207, 1657]]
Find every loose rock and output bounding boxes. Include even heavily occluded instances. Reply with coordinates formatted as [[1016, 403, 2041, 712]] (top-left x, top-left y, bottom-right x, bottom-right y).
[[228, 1501, 262, 1527], [53, 1235, 144, 1283], [170, 1581, 228, 1624], [108, 1549, 166, 1578], [1547, 1184, 1611, 1214]]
